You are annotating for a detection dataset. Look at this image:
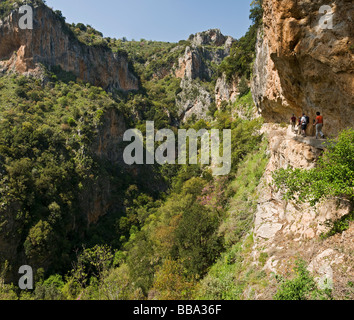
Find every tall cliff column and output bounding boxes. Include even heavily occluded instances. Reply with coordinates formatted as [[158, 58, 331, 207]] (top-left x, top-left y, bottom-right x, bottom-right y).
[[252, 0, 354, 137]]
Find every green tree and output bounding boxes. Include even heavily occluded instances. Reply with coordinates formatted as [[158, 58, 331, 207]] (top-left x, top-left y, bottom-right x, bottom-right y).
[[273, 129, 354, 206], [150, 259, 196, 300], [173, 202, 223, 277], [274, 260, 333, 300], [218, 0, 263, 81], [33, 274, 65, 300], [250, 0, 263, 27], [238, 76, 250, 97], [24, 220, 55, 264], [98, 264, 143, 300]]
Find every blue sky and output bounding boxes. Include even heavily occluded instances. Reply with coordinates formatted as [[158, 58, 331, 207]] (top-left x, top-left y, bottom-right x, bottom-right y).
[[45, 0, 254, 42]]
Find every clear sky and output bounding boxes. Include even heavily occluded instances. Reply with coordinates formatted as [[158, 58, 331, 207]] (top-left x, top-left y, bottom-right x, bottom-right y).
[[44, 0, 254, 42]]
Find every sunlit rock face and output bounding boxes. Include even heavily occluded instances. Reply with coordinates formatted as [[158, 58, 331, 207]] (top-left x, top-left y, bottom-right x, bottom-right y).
[[174, 29, 236, 122], [250, 124, 353, 299], [0, 4, 138, 92], [252, 0, 354, 137]]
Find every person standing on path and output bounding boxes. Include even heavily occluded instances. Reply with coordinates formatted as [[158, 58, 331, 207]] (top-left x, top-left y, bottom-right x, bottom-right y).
[[301, 113, 308, 137], [313, 112, 325, 139], [291, 114, 297, 132], [311, 119, 316, 137]]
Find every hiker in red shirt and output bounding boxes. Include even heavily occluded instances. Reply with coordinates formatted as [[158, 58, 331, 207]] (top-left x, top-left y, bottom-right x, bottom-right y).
[[313, 112, 325, 139], [290, 114, 297, 132]]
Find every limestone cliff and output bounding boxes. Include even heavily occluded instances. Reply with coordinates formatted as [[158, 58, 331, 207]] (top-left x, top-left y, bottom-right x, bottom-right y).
[[215, 73, 240, 108], [244, 0, 354, 299], [175, 29, 235, 122], [176, 78, 213, 121], [252, 0, 354, 137], [251, 125, 353, 299], [0, 3, 138, 91], [188, 29, 234, 49]]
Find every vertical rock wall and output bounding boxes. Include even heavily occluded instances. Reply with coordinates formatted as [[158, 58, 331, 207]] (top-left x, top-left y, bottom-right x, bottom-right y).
[[0, 4, 138, 91], [252, 0, 354, 137]]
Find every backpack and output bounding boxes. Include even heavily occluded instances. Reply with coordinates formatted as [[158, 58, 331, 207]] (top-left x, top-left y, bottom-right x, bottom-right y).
[[306, 116, 310, 124]]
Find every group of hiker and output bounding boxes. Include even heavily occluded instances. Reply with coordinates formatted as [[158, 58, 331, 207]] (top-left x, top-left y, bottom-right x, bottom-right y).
[[291, 112, 325, 139]]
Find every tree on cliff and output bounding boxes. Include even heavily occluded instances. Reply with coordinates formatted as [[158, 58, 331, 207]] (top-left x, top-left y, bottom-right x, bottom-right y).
[[250, 0, 263, 27], [218, 0, 263, 81]]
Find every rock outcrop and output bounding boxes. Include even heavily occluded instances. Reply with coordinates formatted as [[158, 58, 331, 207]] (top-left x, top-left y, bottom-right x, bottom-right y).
[[251, 124, 353, 299], [175, 43, 229, 82], [175, 30, 236, 121], [215, 73, 240, 107], [188, 29, 234, 51], [252, 0, 354, 137], [176, 78, 213, 121], [0, 3, 138, 91]]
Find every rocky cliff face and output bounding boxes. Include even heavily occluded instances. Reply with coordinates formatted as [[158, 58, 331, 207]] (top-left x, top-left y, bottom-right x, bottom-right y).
[[175, 29, 236, 122], [250, 124, 353, 299], [188, 29, 234, 49], [0, 4, 138, 91], [252, 0, 354, 137], [215, 73, 240, 108], [176, 30, 234, 82], [245, 0, 354, 298], [176, 78, 213, 121]]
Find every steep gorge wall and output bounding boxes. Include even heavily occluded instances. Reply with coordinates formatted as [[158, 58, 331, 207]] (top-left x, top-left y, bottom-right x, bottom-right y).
[[0, 4, 138, 91], [0, 3, 140, 227], [246, 0, 354, 298], [174, 29, 236, 122], [252, 0, 354, 137], [0, 4, 139, 278], [251, 125, 353, 299]]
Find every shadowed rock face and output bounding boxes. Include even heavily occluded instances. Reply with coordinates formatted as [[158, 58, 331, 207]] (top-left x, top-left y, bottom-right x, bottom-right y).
[[252, 0, 354, 137], [0, 4, 138, 92]]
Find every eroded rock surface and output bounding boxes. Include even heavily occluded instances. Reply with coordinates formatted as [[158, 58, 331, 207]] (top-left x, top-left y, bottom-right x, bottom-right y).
[[251, 124, 353, 299], [215, 73, 239, 108], [175, 30, 236, 122], [252, 0, 354, 136], [0, 4, 138, 91]]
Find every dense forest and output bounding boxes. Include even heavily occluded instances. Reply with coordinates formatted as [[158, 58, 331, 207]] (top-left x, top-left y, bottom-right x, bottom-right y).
[[0, 0, 267, 300]]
